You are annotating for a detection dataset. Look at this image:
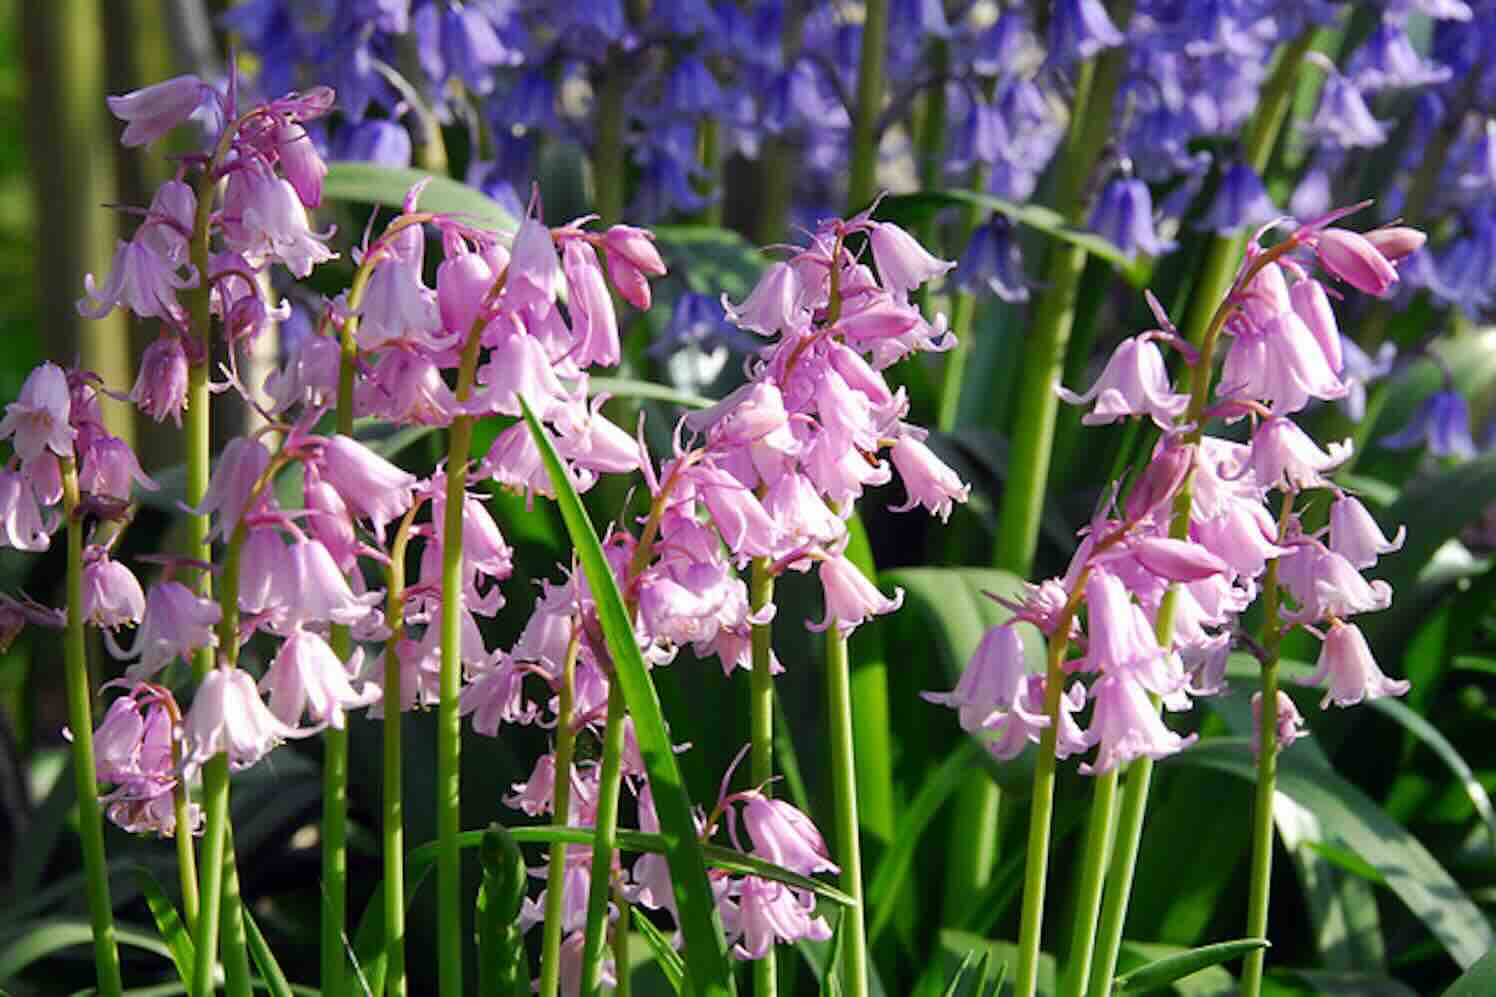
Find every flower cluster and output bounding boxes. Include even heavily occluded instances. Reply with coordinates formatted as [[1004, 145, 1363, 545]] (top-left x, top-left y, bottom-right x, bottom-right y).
[[927, 207, 1419, 772]]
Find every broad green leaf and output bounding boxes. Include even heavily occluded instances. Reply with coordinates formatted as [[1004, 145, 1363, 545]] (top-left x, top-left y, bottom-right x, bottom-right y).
[[1274, 791, 1385, 970], [1368, 697, 1496, 846], [131, 866, 195, 986], [525, 394, 736, 995], [878, 190, 1152, 287], [1265, 968, 1421, 995], [1179, 739, 1495, 969], [1444, 946, 1496, 997], [0, 919, 173, 981], [1301, 841, 1388, 885], [632, 909, 686, 995], [476, 826, 529, 997], [1113, 938, 1268, 993], [242, 909, 294, 997], [323, 162, 515, 231], [651, 225, 766, 300]]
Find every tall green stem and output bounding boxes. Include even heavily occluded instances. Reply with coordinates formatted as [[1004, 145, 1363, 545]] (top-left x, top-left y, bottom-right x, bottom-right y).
[[60, 458, 123, 997], [383, 514, 417, 997], [1240, 506, 1292, 996], [221, 825, 253, 997], [756, 6, 805, 245], [438, 321, 487, 997], [579, 686, 628, 996], [593, 58, 627, 226], [1058, 768, 1119, 997], [193, 755, 230, 997], [825, 627, 868, 997], [846, 0, 889, 212], [172, 740, 200, 931], [749, 558, 777, 997], [991, 16, 1130, 575], [539, 633, 581, 997], [1014, 605, 1082, 997]]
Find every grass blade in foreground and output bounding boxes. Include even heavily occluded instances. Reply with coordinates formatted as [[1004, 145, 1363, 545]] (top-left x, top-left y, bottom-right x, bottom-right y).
[[132, 868, 195, 986], [1112, 938, 1267, 993], [521, 396, 737, 996]]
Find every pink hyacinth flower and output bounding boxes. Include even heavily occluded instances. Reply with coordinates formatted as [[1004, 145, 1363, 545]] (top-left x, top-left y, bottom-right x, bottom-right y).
[[1055, 336, 1189, 429], [741, 794, 839, 876], [603, 224, 667, 310], [723, 261, 807, 335], [0, 468, 54, 552], [1328, 494, 1405, 570], [119, 581, 221, 680], [1081, 672, 1197, 774], [1251, 689, 1309, 757], [1246, 417, 1352, 492], [562, 239, 620, 367], [106, 74, 208, 147], [81, 551, 146, 631], [731, 877, 832, 960], [79, 434, 158, 502], [868, 221, 955, 300], [196, 437, 272, 540], [810, 553, 903, 637], [0, 364, 75, 463], [318, 434, 417, 540], [278, 539, 382, 627], [1308, 621, 1410, 708], [261, 628, 380, 730], [922, 622, 1030, 732], [275, 119, 327, 208], [184, 666, 305, 771], [131, 336, 190, 426], [889, 431, 971, 522], [1314, 227, 1399, 296]]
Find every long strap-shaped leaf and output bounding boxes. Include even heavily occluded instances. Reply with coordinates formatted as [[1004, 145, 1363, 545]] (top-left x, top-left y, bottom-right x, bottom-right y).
[[521, 396, 737, 996]]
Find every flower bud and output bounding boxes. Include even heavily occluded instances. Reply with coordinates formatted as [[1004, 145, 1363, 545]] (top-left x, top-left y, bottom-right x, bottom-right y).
[[1314, 228, 1399, 296]]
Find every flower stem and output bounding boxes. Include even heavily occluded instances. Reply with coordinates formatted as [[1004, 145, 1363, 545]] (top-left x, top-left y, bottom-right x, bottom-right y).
[[539, 630, 581, 997], [579, 685, 628, 997], [1058, 767, 1119, 997], [825, 626, 868, 997], [437, 321, 487, 997], [193, 755, 230, 997], [991, 20, 1130, 576], [221, 825, 254, 997], [60, 457, 123, 997], [1084, 750, 1156, 997], [846, 0, 889, 212], [383, 513, 417, 997], [1014, 615, 1077, 997], [749, 557, 777, 997], [172, 753, 200, 930], [1241, 504, 1293, 996]]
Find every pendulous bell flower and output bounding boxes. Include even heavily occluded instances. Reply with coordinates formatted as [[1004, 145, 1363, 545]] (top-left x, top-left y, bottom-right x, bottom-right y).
[[1308, 621, 1410, 708]]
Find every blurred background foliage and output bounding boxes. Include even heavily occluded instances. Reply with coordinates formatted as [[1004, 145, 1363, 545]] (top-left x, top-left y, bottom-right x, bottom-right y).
[[3, 1, 1496, 995]]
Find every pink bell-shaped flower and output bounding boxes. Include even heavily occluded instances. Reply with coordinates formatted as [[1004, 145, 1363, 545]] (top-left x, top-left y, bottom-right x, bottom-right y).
[[119, 581, 221, 680], [260, 628, 380, 730], [317, 434, 417, 540], [723, 262, 807, 336], [106, 74, 208, 147], [602, 224, 667, 309], [1308, 622, 1410, 708], [131, 336, 190, 426], [1056, 336, 1189, 429], [184, 666, 304, 771], [810, 553, 903, 637], [741, 794, 839, 876], [868, 221, 955, 300], [1328, 494, 1405, 570], [889, 431, 970, 522], [81, 550, 146, 631], [0, 364, 75, 464], [1081, 672, 1197, 774]]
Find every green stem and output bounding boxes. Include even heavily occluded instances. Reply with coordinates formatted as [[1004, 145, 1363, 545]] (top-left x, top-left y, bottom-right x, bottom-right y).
[[539, 632, 581, 997], [1084, 752, 1155, 997], [221, 825, 253, 997], [846, 0, 889, 213], [825, 627, 868, 997], [1014, 609, 1079, 997], [383, 514, 415, 997], [1058, 768, 1119, 997], [756, 6, 805, 246], [612, 889, 633, 997], [593, 59, 627, 226], [61, 458, 123, 997], [1241, 506, 1292, 996], [749, 558, 777, 997], [578, 686, 628, 996], [172, 745, 200, 931], [694, 117, 722, 226], [437, 322, 487, 997], [991, 17, 1129, 575], [321, 726, 349, 992], [193, 755, 229, 997]]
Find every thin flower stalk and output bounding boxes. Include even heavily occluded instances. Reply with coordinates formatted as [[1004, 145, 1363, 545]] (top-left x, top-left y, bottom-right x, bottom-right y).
[[61, 455, 124, 997], [750, 556, 777, 997], [826, 625, 869, 997], [538, 630, 582, 997]]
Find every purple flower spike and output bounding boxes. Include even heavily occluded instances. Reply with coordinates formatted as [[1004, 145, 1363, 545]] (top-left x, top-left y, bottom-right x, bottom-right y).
[[1047, 0, 1124, 66], [954, 217, 1030, 302], [1089, 177, 1175, 260], [1308, 69, 1388, 149]]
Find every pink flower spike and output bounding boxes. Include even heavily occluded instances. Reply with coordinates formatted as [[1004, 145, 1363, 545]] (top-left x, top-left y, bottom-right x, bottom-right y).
[[0, 364, 75, 463], [1328, 494, 1404, 570], [106, 75, 208, 147], [185, 666, 305, 772], [809, 553, 903, 637], [868, 221, 955, 300], [1308, 621, 1410, 708], [1313, 228, 1399, 296]]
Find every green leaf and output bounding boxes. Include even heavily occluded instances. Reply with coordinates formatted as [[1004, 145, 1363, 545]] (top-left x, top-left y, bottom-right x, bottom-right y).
[[651, 225, 766, 301], [878, 190, 1152, 287], [589, 376, 715, 410], [1301, 841, 1388, 886], [242, 909, 295, 997], [1114, 938, 1268, 993], [1444, 947, 1496, 997], [1367, 697, 1496, 846], [520, 394, 737, 996], [323, 162, 515, 231], [1179, 739, 1495, 969], [867, 739, 982, 944], [0, 919, 173, 981], [631, 909, 686, 995], [131, 867, 196, 986]]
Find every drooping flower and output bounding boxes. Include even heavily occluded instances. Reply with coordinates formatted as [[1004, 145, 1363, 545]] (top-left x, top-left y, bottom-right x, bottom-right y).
[[1308, 622, 1410, 708], [118, 581, 221, 679], [1056, 336, 1189, 428], [0, 364, 75, 463], [260, 628, 380, 730], [184, 666, 305, 771], [106, 75, 210, 147]]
